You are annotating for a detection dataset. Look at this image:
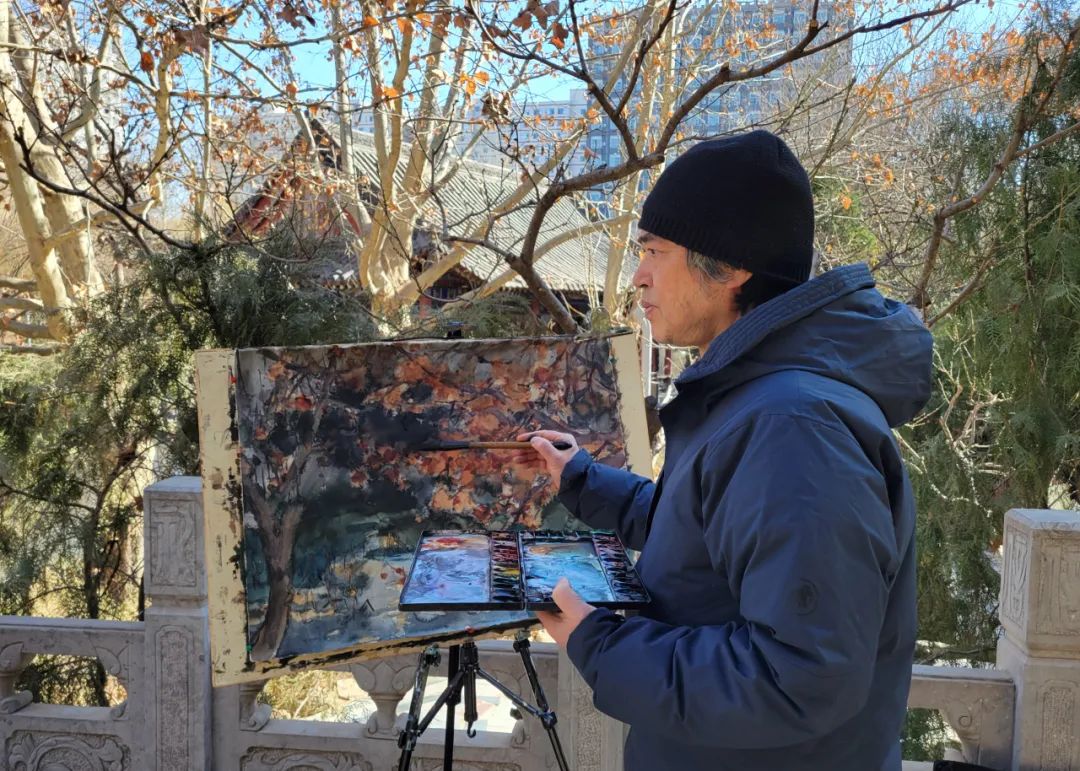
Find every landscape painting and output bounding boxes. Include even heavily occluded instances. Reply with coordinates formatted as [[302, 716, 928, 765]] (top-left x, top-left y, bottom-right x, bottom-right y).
[[195, 333, 649, 682]]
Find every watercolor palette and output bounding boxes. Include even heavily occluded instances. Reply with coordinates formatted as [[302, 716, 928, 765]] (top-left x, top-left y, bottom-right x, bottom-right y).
[[399, 530, 650, 612]]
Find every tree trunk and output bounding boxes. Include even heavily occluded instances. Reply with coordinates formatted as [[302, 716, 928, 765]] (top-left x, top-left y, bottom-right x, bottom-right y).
[[40, 182, 101, 297], [5, 2, 100, 297], [250, 561, 294, 661], [362, 206, 414, 312], [604, 8, 674, 319], [192, 11, 214, 242], [248, 502, 303, 661], [0, 113, 71, 339], [329, 3, 371, 241]]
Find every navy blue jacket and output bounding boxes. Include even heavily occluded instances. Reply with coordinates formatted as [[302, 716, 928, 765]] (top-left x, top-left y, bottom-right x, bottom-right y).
[[559, 264, 933, 771]]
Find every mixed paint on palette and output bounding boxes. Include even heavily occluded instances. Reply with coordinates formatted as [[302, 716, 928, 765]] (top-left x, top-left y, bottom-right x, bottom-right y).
[[400, 533, 491, 607], [521, 540, 614, 605], [233, 337, 629, 662], [398, 530, 648, 611]]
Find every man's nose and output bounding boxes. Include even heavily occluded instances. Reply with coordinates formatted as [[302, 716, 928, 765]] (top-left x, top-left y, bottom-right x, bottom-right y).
[[631, 263, 649, 289]]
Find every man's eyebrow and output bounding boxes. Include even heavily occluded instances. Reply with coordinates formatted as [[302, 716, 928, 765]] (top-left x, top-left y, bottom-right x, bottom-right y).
[[637, 232, 656, 245]]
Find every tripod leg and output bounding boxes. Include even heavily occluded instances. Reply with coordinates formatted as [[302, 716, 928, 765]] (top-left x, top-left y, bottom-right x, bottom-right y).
[[541, 720, 571, 771], [462, 642, 479, 738], [396, 648, 473, 771], [513, 636, 551, 711], [443, 645, 460, 771], [514, 636, 571, 771], [397, 646, 439, 771]]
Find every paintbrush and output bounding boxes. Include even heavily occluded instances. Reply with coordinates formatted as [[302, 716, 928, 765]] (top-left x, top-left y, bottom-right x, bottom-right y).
[[412, 439, 573, 452]]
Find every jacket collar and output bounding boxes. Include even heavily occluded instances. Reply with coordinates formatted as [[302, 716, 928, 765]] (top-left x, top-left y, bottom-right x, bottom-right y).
[[676, 263, 876, 386]]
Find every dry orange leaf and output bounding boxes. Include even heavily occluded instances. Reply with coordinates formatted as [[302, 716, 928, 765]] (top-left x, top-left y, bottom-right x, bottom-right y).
[[512, 10, 532, 30], [551, 21, 568, 48]]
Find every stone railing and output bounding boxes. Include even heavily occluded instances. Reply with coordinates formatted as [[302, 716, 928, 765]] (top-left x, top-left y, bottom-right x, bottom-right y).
[[1, 478, 1078, 770]]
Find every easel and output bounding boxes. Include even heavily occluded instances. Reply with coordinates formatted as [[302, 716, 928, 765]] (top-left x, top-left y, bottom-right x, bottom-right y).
[[396, 632, 570, 771]]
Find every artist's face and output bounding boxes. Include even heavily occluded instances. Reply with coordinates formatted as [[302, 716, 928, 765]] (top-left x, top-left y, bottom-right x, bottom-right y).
[[632, 231, 749, 350]]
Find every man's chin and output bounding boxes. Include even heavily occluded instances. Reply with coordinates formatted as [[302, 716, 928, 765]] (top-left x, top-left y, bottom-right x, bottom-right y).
[[649, 326, 676, 346], [655, 333, 696, 349]]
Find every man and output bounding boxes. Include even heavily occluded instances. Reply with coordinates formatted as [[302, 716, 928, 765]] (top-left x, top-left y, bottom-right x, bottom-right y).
[[516, 130, 933, 770]]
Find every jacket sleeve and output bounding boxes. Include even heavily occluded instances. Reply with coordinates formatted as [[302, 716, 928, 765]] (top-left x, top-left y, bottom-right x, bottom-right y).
[[565, 414, 899, 748], [557, 449, 655, 550]]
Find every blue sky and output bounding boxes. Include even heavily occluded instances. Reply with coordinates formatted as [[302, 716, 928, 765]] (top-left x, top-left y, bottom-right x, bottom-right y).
[[278, 0, 1027, 105]]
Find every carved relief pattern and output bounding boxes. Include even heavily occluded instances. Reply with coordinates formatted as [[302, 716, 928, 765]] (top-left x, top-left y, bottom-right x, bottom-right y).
[[240, 748, 371, 770], [1003, 526, 1030, 628], [573, 670, 602, 771], [6, 730, 128, 770], [415, 761, 520, 771], [148, 499, 197, 589], [1038, 682, 1077, 769], [1035, 541, 1080, 636], [350, 658, 414, 737], [93, 644, 128, 683], [157, 627, 192, 769], [0, 641, 26, 672], [0, 641, 32, 714]]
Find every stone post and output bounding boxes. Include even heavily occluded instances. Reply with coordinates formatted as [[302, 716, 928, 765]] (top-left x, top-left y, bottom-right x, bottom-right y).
[[996, 508, 1080, 770], [557, 649, 625, 771], [349, 658, 415, 738], [142, 476, 213, 770]]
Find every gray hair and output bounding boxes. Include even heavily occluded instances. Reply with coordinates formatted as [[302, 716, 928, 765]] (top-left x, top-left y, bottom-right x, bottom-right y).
[[687, 248, 823, 281], [686, 249, 734, 284]]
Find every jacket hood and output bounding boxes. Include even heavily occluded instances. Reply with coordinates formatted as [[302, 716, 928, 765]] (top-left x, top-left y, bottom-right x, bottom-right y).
[[676, 263, 933, 427]]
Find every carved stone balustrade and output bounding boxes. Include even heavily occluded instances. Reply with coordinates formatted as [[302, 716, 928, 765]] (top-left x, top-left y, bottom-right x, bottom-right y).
[[1, 479, 1079, 770], [0, 616, 145, 768], [908, 664, 1014, 768]]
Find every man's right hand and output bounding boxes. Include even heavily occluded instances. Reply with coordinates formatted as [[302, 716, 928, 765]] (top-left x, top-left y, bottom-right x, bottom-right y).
[[514, 430, 580, 492]]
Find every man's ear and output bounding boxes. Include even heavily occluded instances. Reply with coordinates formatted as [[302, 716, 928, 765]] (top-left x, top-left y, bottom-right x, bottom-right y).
[[727, 268, 753, 290]]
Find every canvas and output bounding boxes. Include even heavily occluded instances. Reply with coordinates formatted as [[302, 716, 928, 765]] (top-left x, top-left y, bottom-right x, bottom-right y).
[[195, 333, 650, 684], [399, 530, 650, 611]]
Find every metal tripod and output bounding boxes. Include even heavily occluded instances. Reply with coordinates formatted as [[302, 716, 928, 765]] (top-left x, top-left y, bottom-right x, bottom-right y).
[[396, 634, 569, 771]]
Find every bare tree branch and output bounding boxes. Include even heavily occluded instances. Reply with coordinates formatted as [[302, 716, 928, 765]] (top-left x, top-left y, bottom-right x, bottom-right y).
[[0, 295, 44, 312], [0, 316, 53, 338], [0, 342, 58, 355], [0, 274, 34, 291]]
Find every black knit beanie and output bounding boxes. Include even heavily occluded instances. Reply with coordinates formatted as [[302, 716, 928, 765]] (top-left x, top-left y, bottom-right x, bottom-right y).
[[638, 130, 814, 284]]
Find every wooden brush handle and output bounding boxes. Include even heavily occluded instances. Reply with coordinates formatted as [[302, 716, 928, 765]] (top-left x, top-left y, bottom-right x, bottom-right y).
[[469, 440, 573, 450]]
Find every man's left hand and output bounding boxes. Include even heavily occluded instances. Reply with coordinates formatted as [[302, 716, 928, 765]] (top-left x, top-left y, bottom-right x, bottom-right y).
[[535, 578, 597, 648]]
